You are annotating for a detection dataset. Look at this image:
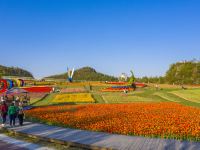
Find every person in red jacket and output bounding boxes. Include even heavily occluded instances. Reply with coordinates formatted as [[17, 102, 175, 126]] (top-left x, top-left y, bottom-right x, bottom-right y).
[[1, 101, 8, 127]]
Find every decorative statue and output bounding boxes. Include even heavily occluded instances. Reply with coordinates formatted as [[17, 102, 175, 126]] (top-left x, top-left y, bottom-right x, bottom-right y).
[[67, 68, 74, 82]]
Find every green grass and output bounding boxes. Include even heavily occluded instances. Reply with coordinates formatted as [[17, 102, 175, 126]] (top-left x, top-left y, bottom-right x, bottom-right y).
[[30, 98, 42, 105], [91, 93, 105, 103], [95, 87, 200, 108], [171, 89, 200, 103], [154, 92, 180, 102], [100, 90, 165, 103]]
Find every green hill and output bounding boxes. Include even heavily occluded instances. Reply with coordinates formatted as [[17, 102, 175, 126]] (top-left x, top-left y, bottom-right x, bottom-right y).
[[0, 65, 33, 78], [46, 67, 118, 81], [165, 60, 200, 84]]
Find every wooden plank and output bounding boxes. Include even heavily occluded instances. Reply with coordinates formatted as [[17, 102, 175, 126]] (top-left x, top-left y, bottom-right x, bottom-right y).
[[4, 121, 200, 150]]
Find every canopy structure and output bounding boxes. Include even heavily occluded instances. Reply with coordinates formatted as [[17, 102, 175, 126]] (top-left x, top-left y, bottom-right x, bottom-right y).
[[6, 79, 14, 89], [0, 79, 26, 94], [6, 87, 28, 95], [12, 79, 21, 87], [18, 79, 25, 86]]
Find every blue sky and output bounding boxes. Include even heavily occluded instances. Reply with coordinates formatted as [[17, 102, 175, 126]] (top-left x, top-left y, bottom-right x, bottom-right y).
[[0, 0, 200, 79]]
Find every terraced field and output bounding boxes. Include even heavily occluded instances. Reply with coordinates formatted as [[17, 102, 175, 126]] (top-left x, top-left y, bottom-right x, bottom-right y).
[[93, 88, 200, 108], [31, 83, 200, 108]]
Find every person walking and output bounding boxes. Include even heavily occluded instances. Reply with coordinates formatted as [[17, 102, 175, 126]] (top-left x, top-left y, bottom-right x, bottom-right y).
[[0, 101, 8, 127], [0, 97, 4, 102], [18, 102, 24, 126], [8, 103, 17, 127]]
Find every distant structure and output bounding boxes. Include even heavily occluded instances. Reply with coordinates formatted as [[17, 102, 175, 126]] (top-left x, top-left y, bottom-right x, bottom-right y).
[[119, 73, 128, 82], [67, 67, 75, 82]]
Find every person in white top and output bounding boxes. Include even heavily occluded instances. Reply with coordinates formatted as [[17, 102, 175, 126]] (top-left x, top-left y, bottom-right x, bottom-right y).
[[1, 97, 4, 102]]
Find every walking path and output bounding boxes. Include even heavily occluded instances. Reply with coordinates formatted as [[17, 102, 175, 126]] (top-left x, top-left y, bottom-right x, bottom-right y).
[[0, 140, 27, 150], [0, 133, 54, 150], [4, 121, 200, 150]]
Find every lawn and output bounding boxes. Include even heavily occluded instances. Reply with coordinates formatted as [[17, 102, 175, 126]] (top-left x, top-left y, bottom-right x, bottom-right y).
[[171, 89, 200, 103]]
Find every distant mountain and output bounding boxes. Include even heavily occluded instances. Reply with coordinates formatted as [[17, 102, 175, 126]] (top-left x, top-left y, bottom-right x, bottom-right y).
[[46, 67, 118, 81], [0, 65, 33, 78]]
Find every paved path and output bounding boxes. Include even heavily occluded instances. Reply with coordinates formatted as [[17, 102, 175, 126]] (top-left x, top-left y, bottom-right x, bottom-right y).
[[0, 133, 55, 150], [0, 140, 28, 150], [4, 122, 200, 150]]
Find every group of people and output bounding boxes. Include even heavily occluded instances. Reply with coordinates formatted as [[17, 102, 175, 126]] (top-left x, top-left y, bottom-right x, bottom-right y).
[[0, 100, 25, 127], [1, 95, 30, 105]]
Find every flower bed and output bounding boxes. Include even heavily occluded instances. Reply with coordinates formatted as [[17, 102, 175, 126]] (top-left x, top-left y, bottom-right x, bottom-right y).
[[25, 103, 200, 141], [22, 86, 53, 93], [102, 86, 134, 92], [105, 82, 127, 85], [52, 93, 95, 103], [60, 88, 87, 93]]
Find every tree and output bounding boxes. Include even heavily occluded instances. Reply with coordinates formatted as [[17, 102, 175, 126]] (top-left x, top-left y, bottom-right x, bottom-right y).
[[165, 60, 200, 84]]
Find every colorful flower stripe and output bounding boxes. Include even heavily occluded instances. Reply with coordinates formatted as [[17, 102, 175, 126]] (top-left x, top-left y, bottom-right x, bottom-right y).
[[106, 82, 128, 85], [25, 103, 200, 140], [102, 87, 134, 92], [22, 86, 53, 93], [52, 93, 95, 103], [60, 88, 87, 93]]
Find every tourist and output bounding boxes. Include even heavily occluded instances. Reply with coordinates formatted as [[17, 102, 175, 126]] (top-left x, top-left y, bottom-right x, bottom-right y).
[[155, 84, 159, 90], [15, 96, 20, 102], [5, 95, 8, 101], [8, 103, 18, 127], [0, 97, 4, 102], [52, 87, 55, 93], [18, 102, 24, 126], [12, 95, 15, 102], [0, 101, 8, 127]]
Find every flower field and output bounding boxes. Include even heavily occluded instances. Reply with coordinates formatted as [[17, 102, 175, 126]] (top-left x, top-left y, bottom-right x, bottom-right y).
[[60, 88, 87, 93], [52, 93, 95, 103], [26, 102, 200, 141]]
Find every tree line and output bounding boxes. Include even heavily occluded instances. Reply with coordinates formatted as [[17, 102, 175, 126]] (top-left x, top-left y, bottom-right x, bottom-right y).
[[137, 60, 200, 85], [0, 65, 33, 78]]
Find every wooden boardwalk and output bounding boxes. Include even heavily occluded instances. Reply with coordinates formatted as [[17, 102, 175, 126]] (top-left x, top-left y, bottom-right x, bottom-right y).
[[6, 122, 200, 150], [0, 133, 54, 150]]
